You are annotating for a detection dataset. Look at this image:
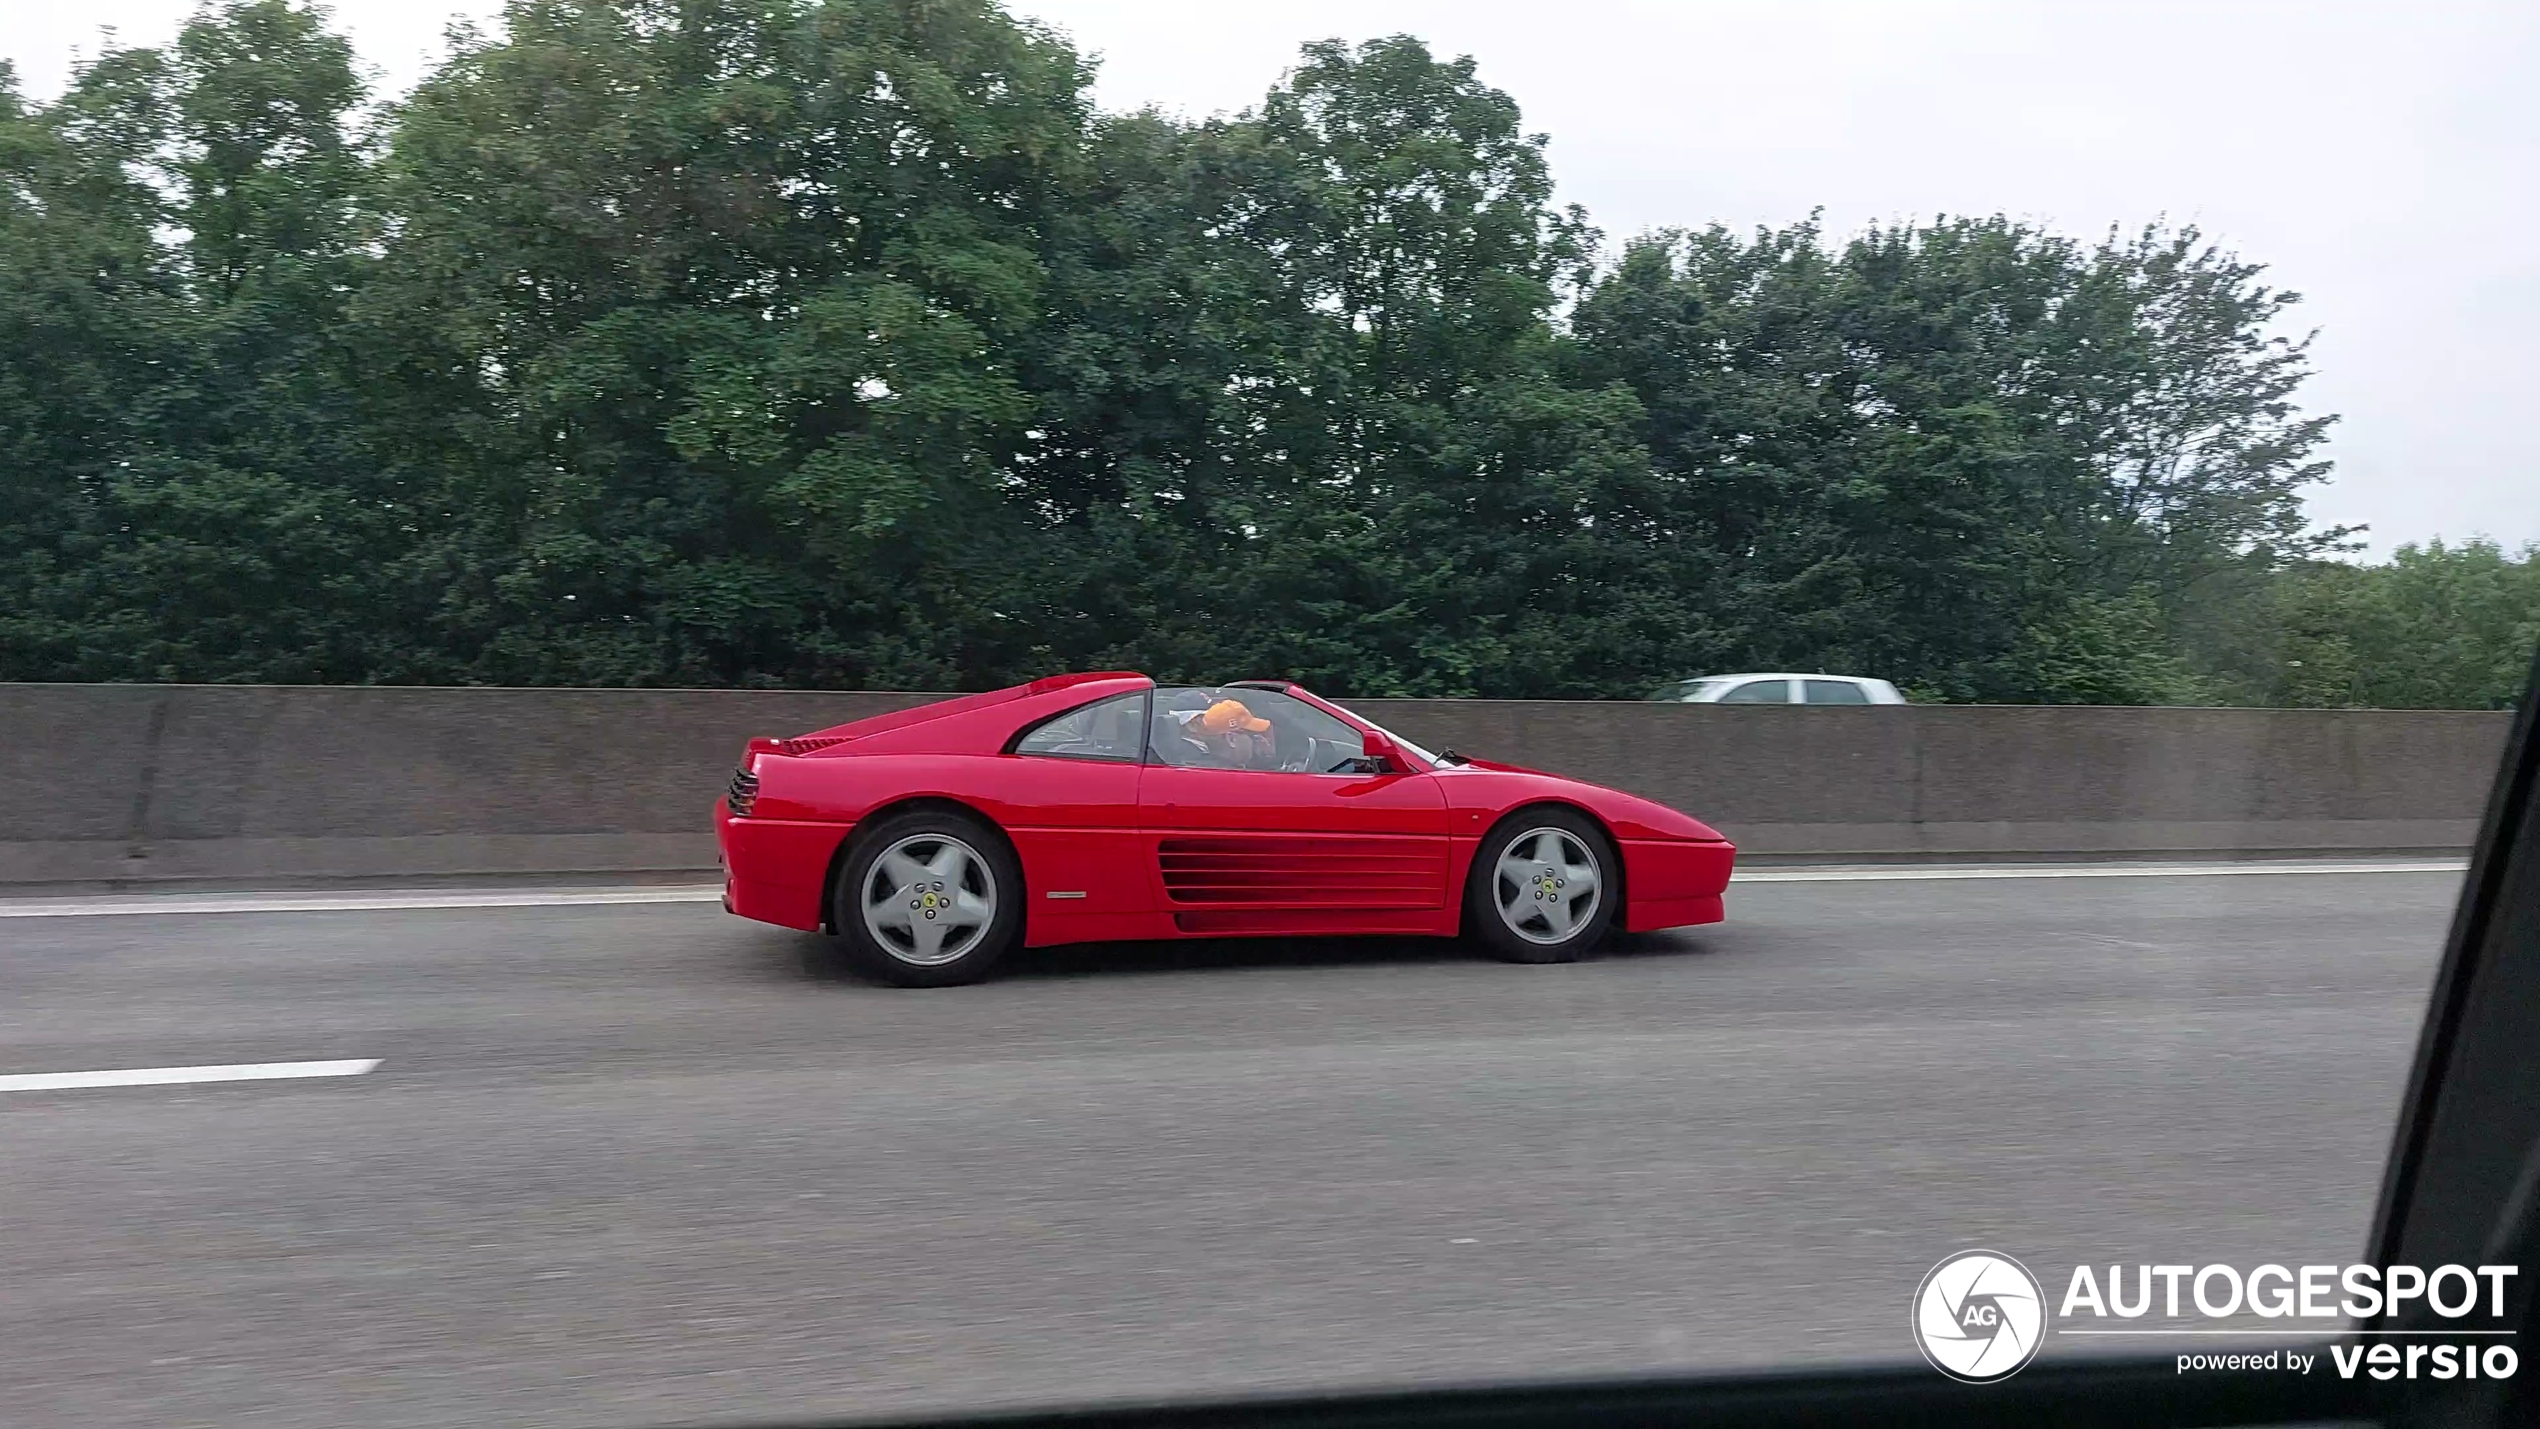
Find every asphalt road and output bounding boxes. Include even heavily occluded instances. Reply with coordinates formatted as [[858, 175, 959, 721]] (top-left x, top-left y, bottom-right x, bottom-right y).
[[0, 868, 2460, 1428]]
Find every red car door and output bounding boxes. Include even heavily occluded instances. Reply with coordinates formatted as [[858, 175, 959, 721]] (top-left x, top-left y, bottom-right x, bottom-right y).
[[1000, 689, 1154, 946], [1139, 688, 1451, 936]]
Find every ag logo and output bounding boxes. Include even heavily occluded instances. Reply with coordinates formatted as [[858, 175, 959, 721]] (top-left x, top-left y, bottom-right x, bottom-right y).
[[1912, 1250, 2046, 1382]]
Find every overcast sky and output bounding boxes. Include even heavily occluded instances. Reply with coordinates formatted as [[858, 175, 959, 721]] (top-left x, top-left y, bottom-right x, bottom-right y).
[[9, 0, 2534, 556]]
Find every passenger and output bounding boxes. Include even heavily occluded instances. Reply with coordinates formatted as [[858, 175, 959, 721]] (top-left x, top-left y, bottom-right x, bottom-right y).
[[1168, 695, 1276, 768]]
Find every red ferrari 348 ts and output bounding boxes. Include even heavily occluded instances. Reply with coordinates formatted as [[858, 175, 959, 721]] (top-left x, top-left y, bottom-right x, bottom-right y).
[[716, 672, 1735, 985]]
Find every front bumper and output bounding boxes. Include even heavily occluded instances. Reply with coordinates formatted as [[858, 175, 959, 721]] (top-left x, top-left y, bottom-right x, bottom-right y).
[[1619, 837, 1737, 931]]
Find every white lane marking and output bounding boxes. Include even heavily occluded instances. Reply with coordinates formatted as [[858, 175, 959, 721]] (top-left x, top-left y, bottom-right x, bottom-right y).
[[0, 886, 725, 919], [0, 1058, 380, 1092], [1738, 859, 2466, 883], [0, 859, 2468, 920]]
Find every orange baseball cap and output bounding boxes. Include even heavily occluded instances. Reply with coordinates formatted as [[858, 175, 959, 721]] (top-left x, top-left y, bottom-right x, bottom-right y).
[[1197, 699, 1271, 735]]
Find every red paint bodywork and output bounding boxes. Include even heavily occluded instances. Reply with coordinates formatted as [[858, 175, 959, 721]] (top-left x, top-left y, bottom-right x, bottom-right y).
[[714, 673, 1735, 946]]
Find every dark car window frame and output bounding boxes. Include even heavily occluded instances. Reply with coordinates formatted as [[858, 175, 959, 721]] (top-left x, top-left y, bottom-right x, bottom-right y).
[[2371, 642, 2540, 1326]]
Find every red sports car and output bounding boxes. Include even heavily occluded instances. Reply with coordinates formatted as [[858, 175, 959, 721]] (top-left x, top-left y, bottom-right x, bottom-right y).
[[715, 673, 1736, 985]]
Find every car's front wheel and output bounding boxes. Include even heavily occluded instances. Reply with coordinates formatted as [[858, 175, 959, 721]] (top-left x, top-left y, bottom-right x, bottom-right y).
[[832, 810, 1021, 987], [1466, 809, 1617, 963]]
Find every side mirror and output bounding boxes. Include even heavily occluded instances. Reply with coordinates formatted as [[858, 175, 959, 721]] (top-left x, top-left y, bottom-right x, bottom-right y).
[[1357, 729, 1403, 773]]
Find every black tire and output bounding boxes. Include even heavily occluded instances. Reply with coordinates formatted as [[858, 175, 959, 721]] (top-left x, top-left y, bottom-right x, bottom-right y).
[[1464, 807, 1618, 964], [829, 808, 1022, 987]]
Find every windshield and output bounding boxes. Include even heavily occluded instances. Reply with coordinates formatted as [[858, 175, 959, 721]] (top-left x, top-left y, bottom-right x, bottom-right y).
[[1650, 677, 1728, 701], [1317, 697, 1446, 768]]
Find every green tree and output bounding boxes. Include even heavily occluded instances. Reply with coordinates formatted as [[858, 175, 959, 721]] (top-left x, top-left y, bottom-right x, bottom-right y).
[[0, 2, 395, 682], [1020, 36, 1691, 697], [2227, 540, 2540, 708], [8, 3, 2515, 707], [0, 49, 179, 676], [1572, 217, 2346, 702], [360, 0, 1091, 687]]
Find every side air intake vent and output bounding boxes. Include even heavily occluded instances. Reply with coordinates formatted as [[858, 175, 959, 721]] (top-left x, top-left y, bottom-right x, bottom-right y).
[[1157, 836, 1444, 907]]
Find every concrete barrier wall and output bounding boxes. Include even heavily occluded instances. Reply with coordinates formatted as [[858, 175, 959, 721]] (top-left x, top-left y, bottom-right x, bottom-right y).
[[0, 685, 935, 887], [0, 684, 2510, 888], [1351, 700, 2507, 860]]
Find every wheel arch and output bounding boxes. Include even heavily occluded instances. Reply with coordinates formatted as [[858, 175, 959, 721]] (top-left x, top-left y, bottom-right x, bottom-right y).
[[821, 795, 1021, 937], [1459, 799, 1626, 937]]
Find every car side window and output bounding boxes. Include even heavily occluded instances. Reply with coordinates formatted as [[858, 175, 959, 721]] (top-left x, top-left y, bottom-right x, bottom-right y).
[[1718, 678, 1790, 703], [1804, 679, 1871, 705], [1150, 687, 1371, 773], [1013, 691, 1147, 762]]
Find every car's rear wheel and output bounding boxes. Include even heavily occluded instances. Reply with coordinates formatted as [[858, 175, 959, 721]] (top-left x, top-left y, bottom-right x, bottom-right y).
[[1466, 809, 1616, 963], [831, 809, 1020, 987]]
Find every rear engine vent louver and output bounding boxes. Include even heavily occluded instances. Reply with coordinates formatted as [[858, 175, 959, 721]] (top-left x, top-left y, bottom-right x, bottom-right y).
[[726, 767, 760, 817], [775, 736, 848, 757]]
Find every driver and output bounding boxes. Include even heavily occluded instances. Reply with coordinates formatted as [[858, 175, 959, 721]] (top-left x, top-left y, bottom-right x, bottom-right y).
[[1169, 695, 1276, 769]]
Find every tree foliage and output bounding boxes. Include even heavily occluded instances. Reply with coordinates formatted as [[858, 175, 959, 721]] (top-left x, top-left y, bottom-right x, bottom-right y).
[[2202, 541, 2540, 710], [0, 0, 2525, 706]]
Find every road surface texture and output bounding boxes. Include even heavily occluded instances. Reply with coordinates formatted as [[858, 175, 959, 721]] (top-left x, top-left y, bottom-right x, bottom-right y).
[[0, 868, 2459, 1428]]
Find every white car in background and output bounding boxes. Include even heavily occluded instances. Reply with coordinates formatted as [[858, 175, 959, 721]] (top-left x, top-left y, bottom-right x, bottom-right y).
[[1649, 673, 1908, 705]]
